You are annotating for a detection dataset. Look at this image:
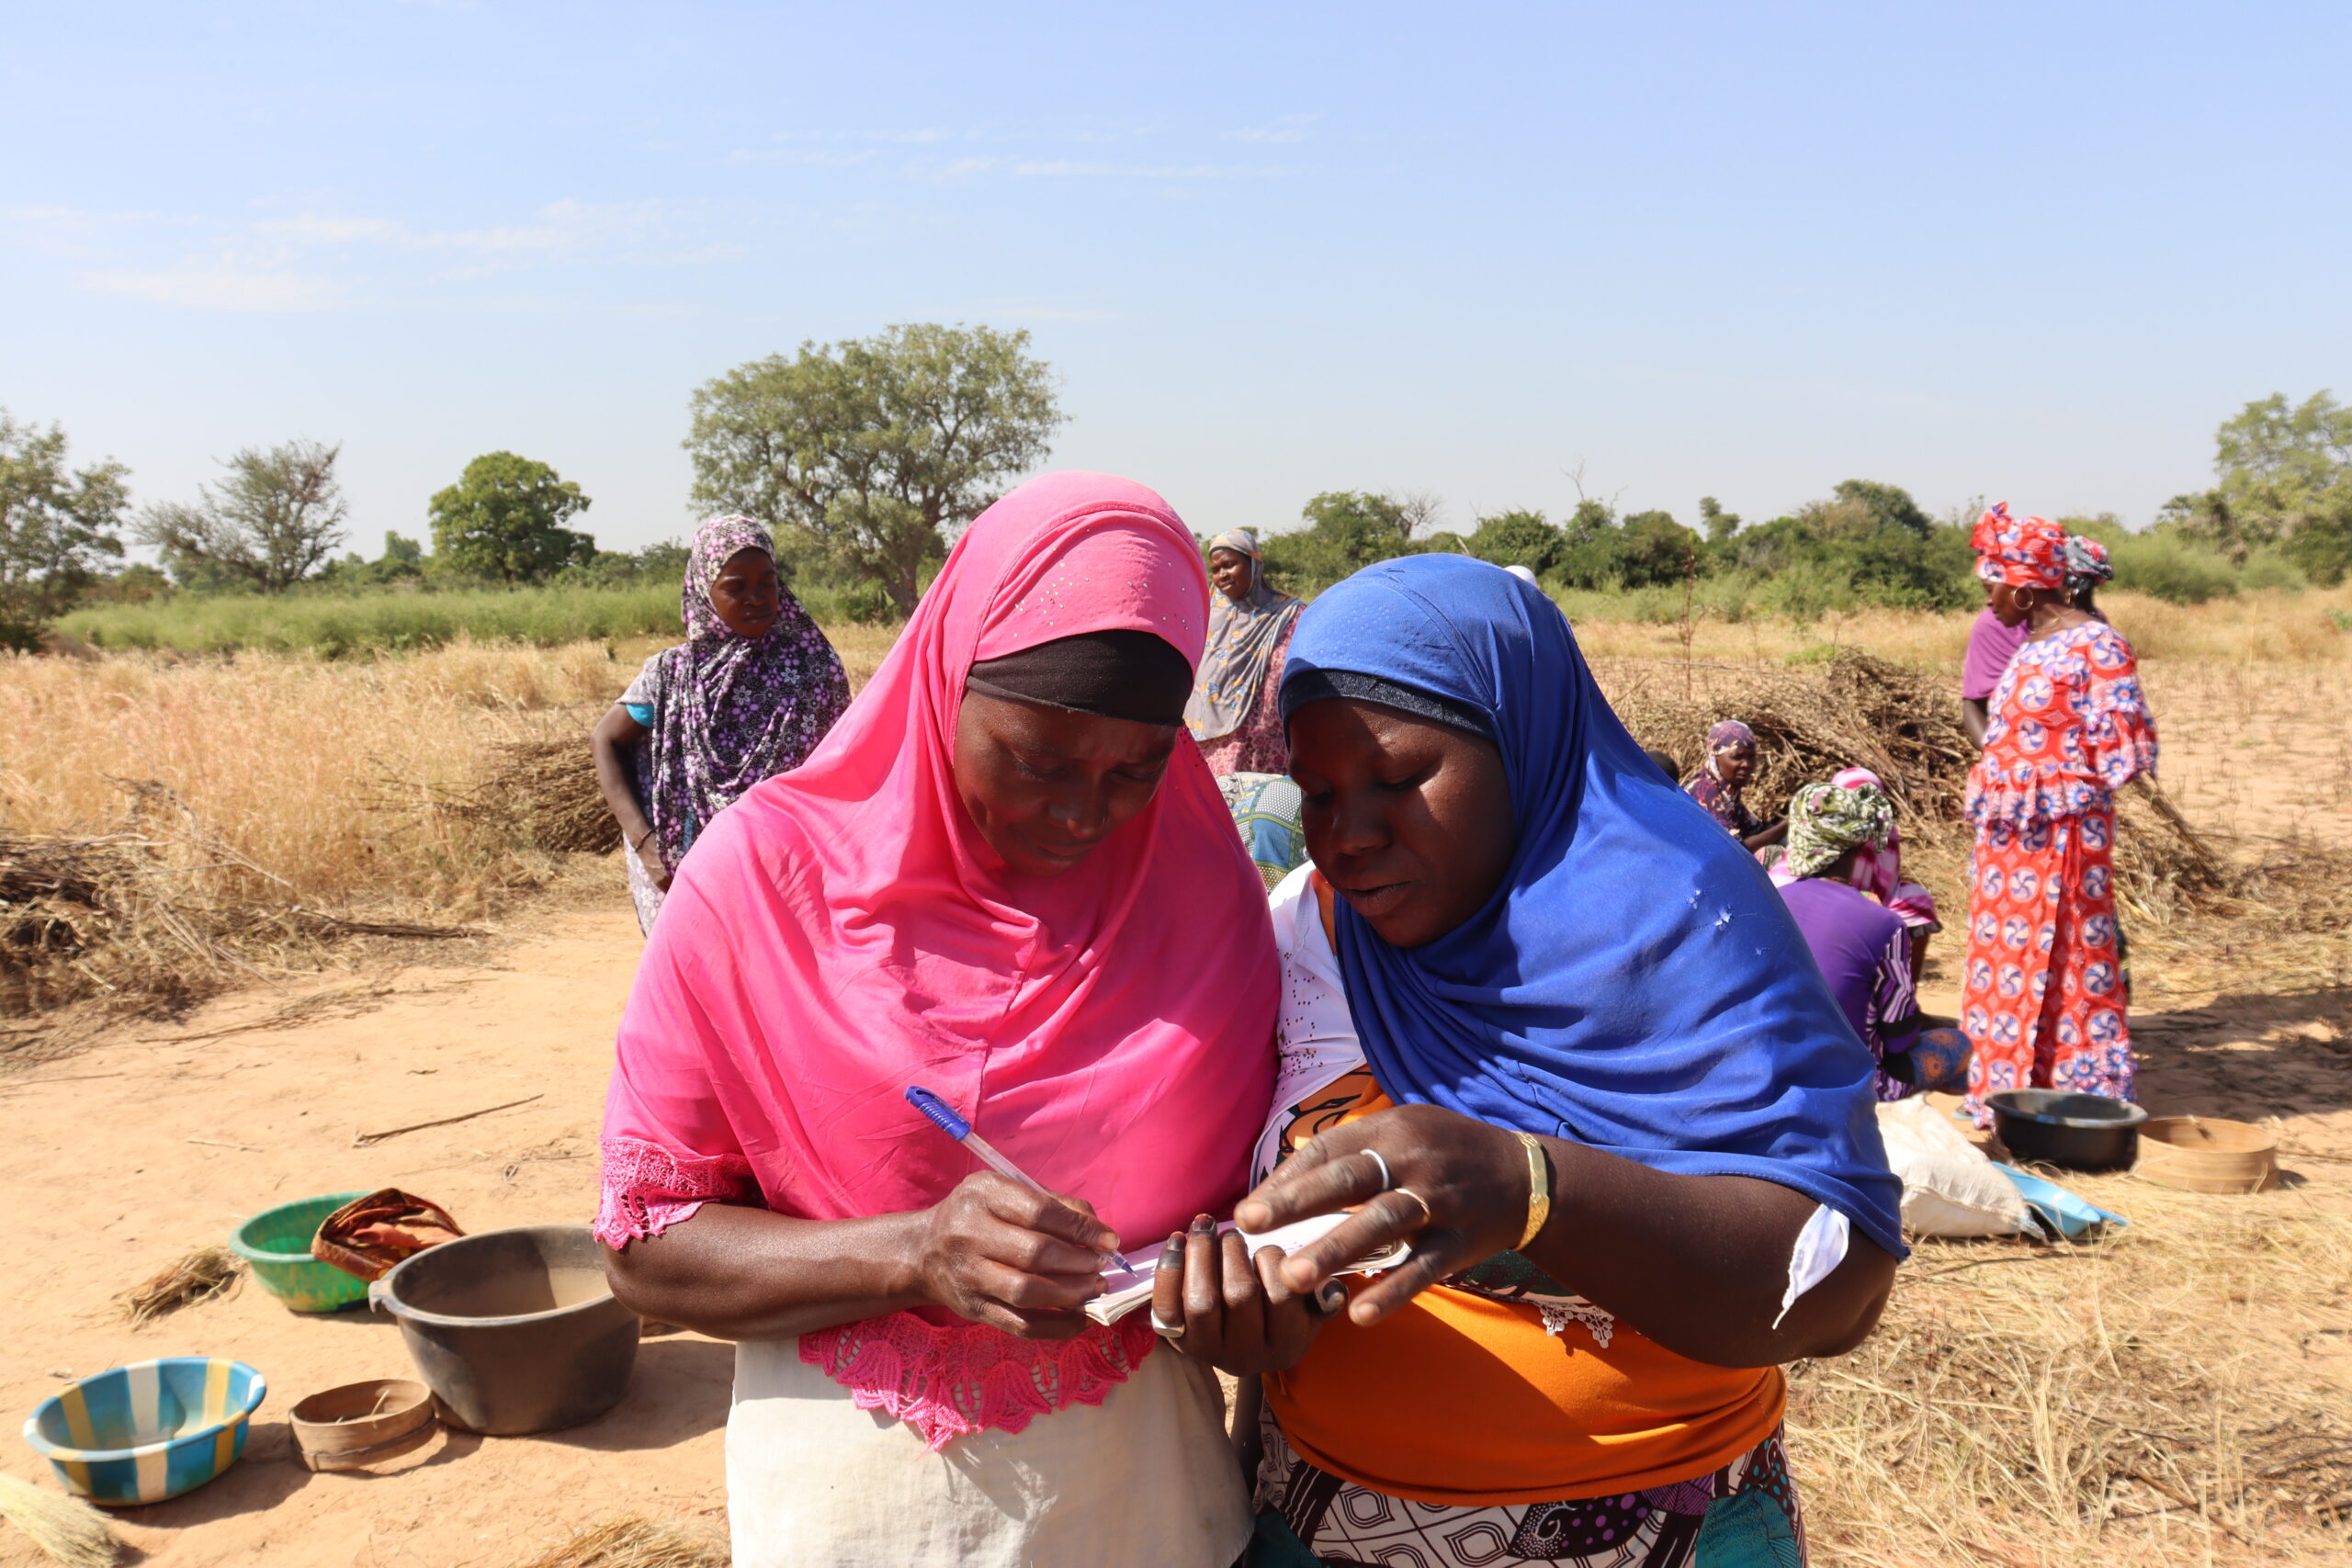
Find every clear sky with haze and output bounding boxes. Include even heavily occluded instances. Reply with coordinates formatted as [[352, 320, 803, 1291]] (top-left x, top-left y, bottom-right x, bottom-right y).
[[6, 2, 2346, 556]]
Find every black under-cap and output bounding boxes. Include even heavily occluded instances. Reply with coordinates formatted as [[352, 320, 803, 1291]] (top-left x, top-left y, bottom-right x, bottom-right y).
[[965, 629, 1193, 727]]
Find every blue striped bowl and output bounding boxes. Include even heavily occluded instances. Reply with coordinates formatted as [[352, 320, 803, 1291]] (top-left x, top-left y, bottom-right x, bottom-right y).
[[23, 1358, 266, 1506]]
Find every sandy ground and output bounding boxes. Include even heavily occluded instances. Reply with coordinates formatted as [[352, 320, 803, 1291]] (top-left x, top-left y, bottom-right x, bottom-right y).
[[2138, 658, 2352, 852], [0, 899, 733, 1568], [2, 895, 2342, 1566]]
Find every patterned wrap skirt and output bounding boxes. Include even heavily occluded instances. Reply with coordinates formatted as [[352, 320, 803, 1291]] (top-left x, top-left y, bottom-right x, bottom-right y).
[[1250, 1408, 1805, 1567], [1959, 807, 2133, 1126]]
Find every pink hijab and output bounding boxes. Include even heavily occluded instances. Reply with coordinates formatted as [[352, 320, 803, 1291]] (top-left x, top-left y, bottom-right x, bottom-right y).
[[596, 471, 1279, 1446]]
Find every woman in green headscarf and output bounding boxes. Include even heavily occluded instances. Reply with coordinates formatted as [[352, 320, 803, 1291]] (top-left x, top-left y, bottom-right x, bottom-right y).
[[1776, 779, 1970, 1100]]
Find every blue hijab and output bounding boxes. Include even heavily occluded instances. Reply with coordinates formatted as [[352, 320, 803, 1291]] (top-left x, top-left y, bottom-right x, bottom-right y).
[[1280, 557, 1904, 1258]]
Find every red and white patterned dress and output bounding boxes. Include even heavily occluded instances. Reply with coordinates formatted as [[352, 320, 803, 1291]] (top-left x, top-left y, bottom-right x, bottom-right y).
[[1960, 620, 2158, 1126]]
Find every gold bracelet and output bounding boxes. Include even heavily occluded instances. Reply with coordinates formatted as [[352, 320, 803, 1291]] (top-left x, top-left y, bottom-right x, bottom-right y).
[[1512, 1132, 1552, 1251]]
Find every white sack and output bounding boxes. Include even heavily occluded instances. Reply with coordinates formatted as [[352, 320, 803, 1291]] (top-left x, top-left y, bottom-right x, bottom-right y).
[[1875, 1098, 2031, 1238]]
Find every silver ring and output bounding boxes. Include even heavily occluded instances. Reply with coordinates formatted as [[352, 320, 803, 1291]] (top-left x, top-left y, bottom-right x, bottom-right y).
[[1363, 1149, 1392, 1191], [1149, 1311, 1186, 1339]]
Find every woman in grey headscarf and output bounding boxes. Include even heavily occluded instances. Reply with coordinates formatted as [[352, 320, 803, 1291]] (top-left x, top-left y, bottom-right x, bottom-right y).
[[1186, 528, 1303, 776]]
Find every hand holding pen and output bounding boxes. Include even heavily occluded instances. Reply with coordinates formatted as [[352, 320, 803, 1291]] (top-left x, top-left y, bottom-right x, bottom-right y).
[[903, 1090, 1133, 1279]]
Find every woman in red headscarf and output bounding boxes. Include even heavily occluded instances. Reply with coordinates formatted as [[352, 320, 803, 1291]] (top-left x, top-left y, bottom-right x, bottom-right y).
[[1959, 505, 2158, 1127]]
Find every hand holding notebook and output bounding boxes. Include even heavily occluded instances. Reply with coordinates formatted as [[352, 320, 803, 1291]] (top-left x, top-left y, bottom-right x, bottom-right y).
[[1084, 1211, 1408, 1325]]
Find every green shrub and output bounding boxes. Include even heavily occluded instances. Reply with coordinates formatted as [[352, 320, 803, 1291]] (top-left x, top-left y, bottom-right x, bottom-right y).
[[834, 580, 899, 626], [56, 582, 680, 657], [1755, 559, 1861, 621], [2236, 548, 2309, 592], [1466, 509, 1564, 574], [2108, 534, 2239, 604]]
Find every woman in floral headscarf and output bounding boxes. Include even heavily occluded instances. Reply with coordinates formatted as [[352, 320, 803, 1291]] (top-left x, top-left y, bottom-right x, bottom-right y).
[[1187, 528, 1303, 776], [592, 516, 850, 932], [1777, 780, 1970, 1100], [1682, 720, 1786, 852], [1768, 766, 1940, 973], [1960, 505, 2158, 1126], [2064, 533, 2115, 615]]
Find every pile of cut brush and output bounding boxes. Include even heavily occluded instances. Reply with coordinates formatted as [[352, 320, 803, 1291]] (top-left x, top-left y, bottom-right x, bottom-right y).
[[1595, 649, 2234, 906], [0, 832, 237, 1020], [3, 792, 481, 1036], [438, 732, 621, 855]]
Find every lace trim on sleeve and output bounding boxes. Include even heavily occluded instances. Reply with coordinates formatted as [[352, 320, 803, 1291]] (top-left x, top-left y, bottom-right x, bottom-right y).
[[593, 1134, 755, 1248]]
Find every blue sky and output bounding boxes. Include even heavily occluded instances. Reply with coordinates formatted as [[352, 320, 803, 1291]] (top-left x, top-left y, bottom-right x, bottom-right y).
[[6, 2, 2346, 558]]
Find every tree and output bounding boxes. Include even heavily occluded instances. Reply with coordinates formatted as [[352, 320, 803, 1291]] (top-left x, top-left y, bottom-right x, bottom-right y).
[[1466, 508, 1564, 574], [2165, 390, 2352, 583], [1826, 479, 1932, 536], [1698, 496, 1741, 544], [635, 539, 689, 581], [684, 323, 1064, 615], [1259, 491, 1427, 592], [320, 530, 427, 589], [1617, 510, 1703, 588], [1729, 479, 1973, 610], [137, 438, 349, 592], [0, 411, 130, 647], [1552, 498, 1624, 590], [428, 452, 594, 583]]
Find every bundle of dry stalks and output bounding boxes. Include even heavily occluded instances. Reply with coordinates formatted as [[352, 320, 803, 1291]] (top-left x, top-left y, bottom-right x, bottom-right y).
[[0, 835, 141, 994], [0, 787, 483, 1029], [440, 732, 621, 855], [1789, 1177, 2352, 1565], [0, 830, 249, 1019], [503, 1513, 729, 1568], [1594, 650, 2235, 907], [116, 1245, 243, 1325]]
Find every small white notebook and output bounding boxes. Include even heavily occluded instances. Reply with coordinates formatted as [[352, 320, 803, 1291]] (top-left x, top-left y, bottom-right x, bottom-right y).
[[1082, 1212, 1409, 1325]]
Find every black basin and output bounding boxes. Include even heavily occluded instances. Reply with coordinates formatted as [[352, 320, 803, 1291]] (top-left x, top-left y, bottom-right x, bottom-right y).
[[1988, 1089, 2148, 1172]]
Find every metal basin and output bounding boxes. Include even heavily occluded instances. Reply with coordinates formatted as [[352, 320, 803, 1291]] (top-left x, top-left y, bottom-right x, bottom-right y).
[[1988, 1089, 2148, 1172]]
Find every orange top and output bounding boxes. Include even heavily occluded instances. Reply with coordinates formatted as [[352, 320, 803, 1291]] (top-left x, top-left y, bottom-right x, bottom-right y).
[[1261, 1069, 1787, 1506]]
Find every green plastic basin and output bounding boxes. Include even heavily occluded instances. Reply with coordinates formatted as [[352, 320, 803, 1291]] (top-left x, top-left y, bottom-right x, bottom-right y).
[[229, 1191, 370, 1313]]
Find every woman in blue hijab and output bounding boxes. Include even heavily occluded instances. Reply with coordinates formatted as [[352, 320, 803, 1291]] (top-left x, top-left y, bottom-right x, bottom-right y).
[[1149, 556, 1901, 1568]]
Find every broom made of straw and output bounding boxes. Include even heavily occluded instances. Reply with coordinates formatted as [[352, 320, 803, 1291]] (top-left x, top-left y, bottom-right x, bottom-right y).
[[0, 1474, 123, 1568], [504, 1513, 729, 1568], [116, 1245, 243, 1326]]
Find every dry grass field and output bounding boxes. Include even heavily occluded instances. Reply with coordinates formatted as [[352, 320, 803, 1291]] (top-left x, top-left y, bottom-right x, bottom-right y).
[[0, 623, 905, 1023], [1, 586, 2346, 1563]]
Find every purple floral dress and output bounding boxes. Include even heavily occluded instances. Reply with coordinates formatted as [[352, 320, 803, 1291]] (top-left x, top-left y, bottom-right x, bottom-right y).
[[621, 517, 850, 932]]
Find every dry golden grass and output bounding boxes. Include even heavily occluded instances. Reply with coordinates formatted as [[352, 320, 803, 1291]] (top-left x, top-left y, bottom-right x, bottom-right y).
[[114, 1244, 243, 1325], [1561, 583, 2352, 668], [812, 620, 899, 692], [0, 639, 631, 902], [0, 626, 896, 1025], [1790, 1174, 2352, 1565], [0, 1472, 123, 1568], [0, 639, 639, 1020]]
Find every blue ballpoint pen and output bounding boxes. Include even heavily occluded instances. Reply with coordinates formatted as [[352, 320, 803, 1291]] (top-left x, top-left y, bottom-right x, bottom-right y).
[[905, 1084, 1135, 1272]]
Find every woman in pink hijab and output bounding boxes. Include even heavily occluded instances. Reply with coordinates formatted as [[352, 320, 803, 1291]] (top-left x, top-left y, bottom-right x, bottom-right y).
[[595, 473, 1281, 1567]]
